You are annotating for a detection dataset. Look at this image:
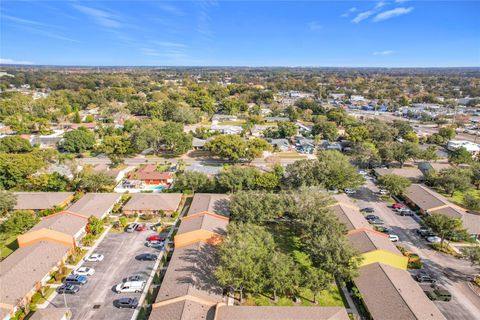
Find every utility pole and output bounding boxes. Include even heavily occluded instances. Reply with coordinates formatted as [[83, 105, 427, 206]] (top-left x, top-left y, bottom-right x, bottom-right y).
[[63, 292, 68, 308]]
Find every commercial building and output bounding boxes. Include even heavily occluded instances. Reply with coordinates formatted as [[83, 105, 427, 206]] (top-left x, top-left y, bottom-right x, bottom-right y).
[[122, 193, 182, 216]]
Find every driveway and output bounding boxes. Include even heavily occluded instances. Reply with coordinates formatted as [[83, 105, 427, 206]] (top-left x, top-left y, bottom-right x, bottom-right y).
[[47, 229, 162, 320], [350, 179, 480, 320]]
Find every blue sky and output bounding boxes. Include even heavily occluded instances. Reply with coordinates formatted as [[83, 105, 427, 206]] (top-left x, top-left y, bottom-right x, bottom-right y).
[[1, 1, 479, 67]]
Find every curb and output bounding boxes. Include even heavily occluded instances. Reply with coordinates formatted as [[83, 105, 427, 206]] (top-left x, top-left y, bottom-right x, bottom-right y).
[[467, 282, 480, 297]]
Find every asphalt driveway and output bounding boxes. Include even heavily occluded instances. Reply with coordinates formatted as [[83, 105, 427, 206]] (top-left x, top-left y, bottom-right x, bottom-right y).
[[47, 228, 162, 320]]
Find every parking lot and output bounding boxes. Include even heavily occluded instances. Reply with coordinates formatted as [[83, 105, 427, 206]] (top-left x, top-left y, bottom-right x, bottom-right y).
[[350, 179, 480, 320], [47, 227, 162, 320]]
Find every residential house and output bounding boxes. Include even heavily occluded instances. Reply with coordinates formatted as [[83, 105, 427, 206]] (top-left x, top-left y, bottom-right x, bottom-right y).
[[265, 116, 289, 122], [211, 114, 237, 125], [13, 192, 75, 212], [447, 140, 480, 158], [122, 193, 182, 216], [192, 137, 207, 150], [210, 125, 243, 135], [403, 184, 480, 238], [67, 193, 121, 219], [129, 165, 174, 186], [418, 161, 452, 176], [331, 195, 446, 320], [373, 167, 424, 182], [268, 138, 291, 151], [187, 193, 230, 216]]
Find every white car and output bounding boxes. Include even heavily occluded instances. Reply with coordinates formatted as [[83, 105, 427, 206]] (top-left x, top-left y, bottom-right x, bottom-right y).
[[344, 188, 357, 195], [358, 170, 368, 176], [388, 234, 399, 242], [74, 267, 95, 276], [378, 189, 389, 195], [85, 253, 104, 262], [427, 236, 441, 243], [115, 281, 145, 293]]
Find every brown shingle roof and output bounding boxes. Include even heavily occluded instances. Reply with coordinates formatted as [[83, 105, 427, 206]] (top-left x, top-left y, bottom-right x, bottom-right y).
[[123, 193, 182, 212], [187, 194, 230, 217], [355, 263, 446, 320], [215, 306, 349, 320], [29, 211, 87, 237], [13, 192, 74, 210], [154, 242, 224, 304], [348, 230, 402, 255], [177, 212, 229, 236], [0, 241, 70, 306], [68, 193, 121, 219], [328, 203, 370, 231], [404, 184, 446, 211], [150, 300, 216, 320]]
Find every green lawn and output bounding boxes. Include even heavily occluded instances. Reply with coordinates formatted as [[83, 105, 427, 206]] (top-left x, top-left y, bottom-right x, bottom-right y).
[[449, 189, 480, 208], [0, 234, 18, 259], [276, 151, 307, 159], [31, 286, 55, 304], [244, 283, 344, 307]]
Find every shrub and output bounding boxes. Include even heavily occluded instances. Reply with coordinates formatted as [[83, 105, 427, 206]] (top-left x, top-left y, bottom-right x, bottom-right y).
[[82, 234, 95, 247], [464, 194, 480, 211]]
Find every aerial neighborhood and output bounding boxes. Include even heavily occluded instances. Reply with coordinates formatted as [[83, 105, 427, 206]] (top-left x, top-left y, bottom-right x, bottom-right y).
[[0, 66, 479, 320]]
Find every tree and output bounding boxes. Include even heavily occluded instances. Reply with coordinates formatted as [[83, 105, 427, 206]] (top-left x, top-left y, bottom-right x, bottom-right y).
[[312, 119, 338, 142], [351, 142, 380, 169], [205, 135, 247, 162], [85, 216, 104, 236], [316, 150, 364, 190], [346, 126, 370, 144], [0, 153, 46, 189], [471, 163, 480, 190], [438, 126, 456, 140], [265, 252, 298, 301], [277, 122, 298, 138], [25, 173, 69, 191], [392, 142, 420, 167], [1, 210, 40, 235], [0, 136, 33, 153], [283, 159, 322, 188], [60, 128, 95, 153], [215, 223, 276, 300], [216, 167, 259, 192], [461, 246, 480, 271], [301, 267, 332, 304], [377, 174, 411, 196], [449, 147, 472, 165], [431, 168, 472, 196], [424, 213, 464, 247], [174, 171, 212, 193], [78, 171, 115, 192], [229, 191, 284, 223], [464, 194, 480, 211], [99, 134, 131, 155], [0, 191, 17, 217], [72, 110, 81, 123], [419, 145, 438, 162]]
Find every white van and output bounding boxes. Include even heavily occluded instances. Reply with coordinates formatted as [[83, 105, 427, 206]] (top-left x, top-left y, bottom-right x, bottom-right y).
[[115, 281, 145, 293]]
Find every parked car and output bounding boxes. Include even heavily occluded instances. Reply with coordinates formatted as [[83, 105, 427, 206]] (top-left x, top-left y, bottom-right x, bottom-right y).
[[147, 235, 165, 242], [376, 226, 392, 234], [392, 203, 406, 209], [126, 223, 138, 233], [369, 219, 384, 225], [388, 234, 400, 242], [415, 272, 437, 284], [358, 170, 368, 175], [114, 297, 139, 309], [426, 288, 452, 301], [123, 275, 146, 283], [416, 227, 431, 237], [73, 267, 95, 276], [57, 284, 80, 294], [85, 253, 104, 262], [136, 223, 147, 232], [365, 215, 380, 220], [136, 253, 157, 261], [427, 236, 441, 243], [146, 240, 164, 248], [361, 207, 375, 213], [397, 208, 414, 216], [378, 189, 389, 195], [64, 274, 88, 285], [115, 281, 145, 293], [344, 188, 357, 195]]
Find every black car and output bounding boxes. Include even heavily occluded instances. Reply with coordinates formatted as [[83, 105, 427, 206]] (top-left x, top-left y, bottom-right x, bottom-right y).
[[64, 274, 87, 285], [365, 215, 380, 220], [415, 272, 437, 284], [361, 207, 375, 213], [114, 297, 138, 309], [123, 275, 146, 282], [136, 253, 157, 261], [56, 284, 80, 294]]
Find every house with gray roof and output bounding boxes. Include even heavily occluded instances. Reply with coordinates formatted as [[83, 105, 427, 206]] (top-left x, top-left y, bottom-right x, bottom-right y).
[[122, 193, 182, 216], [13, 192, 74, 211], [187, 193, 230, 216], [67, 193, 121, 219]]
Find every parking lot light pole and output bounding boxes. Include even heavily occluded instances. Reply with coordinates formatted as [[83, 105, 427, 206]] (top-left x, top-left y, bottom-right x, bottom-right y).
[[63, 292, 68, 309]]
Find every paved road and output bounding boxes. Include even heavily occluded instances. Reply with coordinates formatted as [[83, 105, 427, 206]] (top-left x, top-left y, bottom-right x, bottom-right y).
[[350, 179, 480, 320], [47, 230, 162, 320]]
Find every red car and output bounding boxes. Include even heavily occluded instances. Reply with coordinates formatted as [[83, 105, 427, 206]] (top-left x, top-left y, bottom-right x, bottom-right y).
[[147, 235, 166, 242], [136, 223, 146, 232], [392, 203, 406, 209]]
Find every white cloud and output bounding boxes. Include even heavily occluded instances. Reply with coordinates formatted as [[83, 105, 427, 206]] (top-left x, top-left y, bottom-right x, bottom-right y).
[[153, 41, 186, 48], [374, 7, 414, 22], [0, 58, 34, 65], [351, 10, 374, 23], [341, 7, 357, 18], [308, 21, 322, 30], [395, 0, 410, 3], [72, 4, 123, 28], [373, 50, 394, 56], [2, 14, 49, 27], [157, 3, 185, 16], [375, 1, 387, 9]]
